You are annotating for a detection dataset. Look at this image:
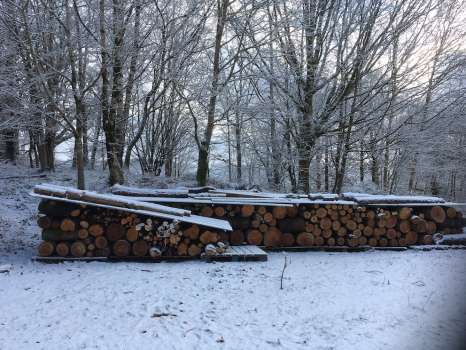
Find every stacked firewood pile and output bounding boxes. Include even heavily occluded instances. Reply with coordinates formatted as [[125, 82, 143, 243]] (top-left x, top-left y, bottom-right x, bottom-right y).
[[36, 199, 227, 258], [185, 203, 464, 248]]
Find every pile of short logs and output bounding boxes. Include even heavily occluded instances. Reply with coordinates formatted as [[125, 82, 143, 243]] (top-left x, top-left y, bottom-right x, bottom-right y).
[[185, 202, 464, 248], [37, 199, 226, 258]]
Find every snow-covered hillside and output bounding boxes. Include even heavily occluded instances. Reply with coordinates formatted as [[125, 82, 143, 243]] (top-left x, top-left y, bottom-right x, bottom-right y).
[[0, 164, 465, 350]]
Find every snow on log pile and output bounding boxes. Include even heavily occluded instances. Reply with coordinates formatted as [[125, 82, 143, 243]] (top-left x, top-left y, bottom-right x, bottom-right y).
[[32, 184, 231, 259], [110, 186, 465, 249]]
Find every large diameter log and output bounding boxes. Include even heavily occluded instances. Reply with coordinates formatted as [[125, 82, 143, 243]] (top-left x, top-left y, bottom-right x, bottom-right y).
[[296, 232, 314, 247], [230, 230, 245, 245], [188, 244, 201, 256], [399, 207, 412, 220], [184, 224, 200, 240], [56, 242, 70, 257], [247, 230, 263, 245], [42, 229, 79, 241], [126, 227, 139, 242], [70, 241, 87, 257], [230, 217, 250, 231], [200, 231, 219, 245], [38, 241, 55, 257], [280, 233, 295, 247], [264, 227, 281, 247], [201, 206, 213, 217], [272, 207, 287, 220], [405, 231, 417, 245], [429, 206, 446, 224], [278, 217, 305, 234], [411, 216, 427, 233], [241, 205, 255, 217], [132, 240, 148, 257], [38, 200, 76, 217], [112, 240, 130, 257], [446, 207, 457, 219], [287, 206, 299, 218], [106, 223, 125, 241], [37, 216, 52, 229]]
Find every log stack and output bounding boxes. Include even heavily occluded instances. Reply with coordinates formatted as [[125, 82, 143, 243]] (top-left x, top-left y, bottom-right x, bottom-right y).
[[36, 199, 227, 258], [180, 202, 464, 248]]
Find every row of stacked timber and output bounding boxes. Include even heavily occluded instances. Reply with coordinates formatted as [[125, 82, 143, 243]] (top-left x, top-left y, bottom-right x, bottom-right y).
[[34, 184, 465, 258], [36, 199, 226, 258], [187, 203, 464, 248]]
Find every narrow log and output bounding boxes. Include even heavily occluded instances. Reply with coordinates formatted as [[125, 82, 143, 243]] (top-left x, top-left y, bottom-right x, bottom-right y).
[[214, 206, 225, 217], [95, 236, 108, 249], [60, 219, 76, 232], [70, 241, 87, 257], [345, 220, 357, 231], [126, 227, 139, 242], [368, 238, 378, 247], [132, 240, 148, 257], [70, 209, 81, 217], [378, 237, 388, 247], [259, 223, 269, 233], [347, 237, 359, 247], [78, 229, 89, 239], [286, 206, 299, 218], [80, 221, 89, 229], [257, 206, 267, 215], [89, 224, 104, 237], [320, 218, 332, 231], [38, 241, 55, 257], [112, 240, 130, 257], [358, 236, 367, 246], [327, 237, 336, 246], [426, 221, 437, 235], [405, 231, 417, 245], [230, 217, 251, 230], [336, 237, 345, 246], [315, 236, 325, 246], [446, 207, 457, 219], [316, 207, 327, 218], [385, 216, 397, 229], [399, 220, 411, 234]]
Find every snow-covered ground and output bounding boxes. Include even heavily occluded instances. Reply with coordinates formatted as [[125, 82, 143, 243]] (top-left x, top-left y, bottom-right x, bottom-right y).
[[1, 164, 466, 350]]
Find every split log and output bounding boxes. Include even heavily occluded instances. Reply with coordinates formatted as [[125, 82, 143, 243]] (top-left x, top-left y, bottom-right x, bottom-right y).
[[42, 229, 78, 241], [278, 217, 305, 234], [106, 223, 125, 242], [247, 230, 263, 245], [70, 241, 87, 257], [38, 241, 55, 257], [112, 240, 130, 257], [132, 240, 148, 257], [296, 232, 314, 246], [264, 227, 281, 247]]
